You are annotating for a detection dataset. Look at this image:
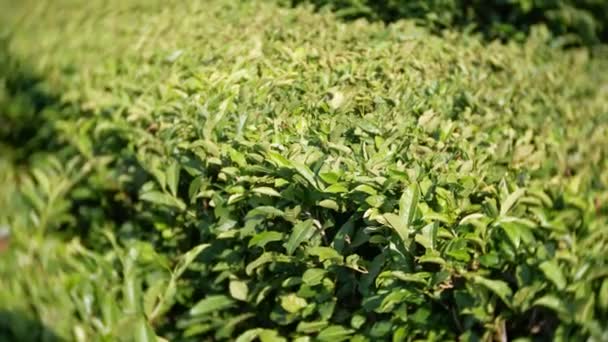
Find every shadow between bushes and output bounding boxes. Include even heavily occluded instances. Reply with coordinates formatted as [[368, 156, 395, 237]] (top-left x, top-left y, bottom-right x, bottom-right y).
[[0, 310, 63, 342], [0, 34, 183, 252], [0, 34, 64, 162], [288, 0, 608, 46]]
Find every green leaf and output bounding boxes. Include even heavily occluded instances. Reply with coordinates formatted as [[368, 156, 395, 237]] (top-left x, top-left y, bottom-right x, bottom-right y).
[[378, 271, 429, 286], [381, 183, 420, 244], [539, 260, 567, 290], [307, 246, 342, 262], [472, 275, 512, 305], [135, 317, 157, 342], [319, 199, 339, 211], [236, 329, 263, 342], [418, 254, 446, 265], [399, 183, 419, 228], [500, 188, 525, 217], [317, 325, 354, 342], [416, 221, 438, 250], [245, 252, 291, 275], [293, 161, 318, 189], [123, 251, 141, 315], [575, 295, 595, 323], [365, 195, 385, 208], [215, 313, 256, 339], [302, 268, 327, 286], [328, 90, 344, 109], [143, 279, 167, 317], [533, 295, 569, 316], [245, 206, 284, 219], [190, 295, 235, 316], [229, 148, 248, 167], [500, 222, 525, 248], [175, 244, 210, 278], [319, 171, 340, 184], [259, 329, 287, 342], [183, 323, 213, 338], [140, 191, 186, 211], [350, 314, 366, 329], [249, 231, 283, 248], [357, 120, 380, 135], [324, 183, 349, 193], [383, 213, 409, 243], [246, 253, 273, 276], [280, 293, 307, 313], [353, 184, 377, 195], [284, 219, 316, 255], [166, 160, 180, 197], [266, 150, 292, 168], [252, 187, 281, 197], [296, 321, 329, 333], [599, 278, 608, 310]]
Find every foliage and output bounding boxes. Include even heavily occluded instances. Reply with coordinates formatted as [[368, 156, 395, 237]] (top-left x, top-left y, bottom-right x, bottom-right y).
[[1, 0, 608, 341], [288, 0, 608, 46]]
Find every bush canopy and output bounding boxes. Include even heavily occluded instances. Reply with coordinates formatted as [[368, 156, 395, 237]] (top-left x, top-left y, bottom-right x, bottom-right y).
[[1, 0, 607, 341]]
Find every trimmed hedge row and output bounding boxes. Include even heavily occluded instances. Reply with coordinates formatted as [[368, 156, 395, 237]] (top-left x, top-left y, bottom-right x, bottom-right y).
[[288, 0, 608, 46], [1, 0, 608, 341]]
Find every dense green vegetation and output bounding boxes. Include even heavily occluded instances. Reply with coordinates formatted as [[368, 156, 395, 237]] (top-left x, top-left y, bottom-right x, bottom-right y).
[[289, 0, 608, 46], [1, 0, 607, 341]]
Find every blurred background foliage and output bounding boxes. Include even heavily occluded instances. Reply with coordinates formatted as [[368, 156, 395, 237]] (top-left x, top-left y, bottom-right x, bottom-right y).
[[287, 0, 608, 46]]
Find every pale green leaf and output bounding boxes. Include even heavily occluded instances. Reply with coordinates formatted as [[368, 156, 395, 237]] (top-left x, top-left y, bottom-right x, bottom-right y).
[[319, 199, 339, 211], [324, 183, 349, 193], [190, 295, 235, 316], [252, 187, 281, 197], [317, 325, 354, 342], [229, 280, 249, 301], [296, 321, 329, 333], [280, 293, 307, 313]]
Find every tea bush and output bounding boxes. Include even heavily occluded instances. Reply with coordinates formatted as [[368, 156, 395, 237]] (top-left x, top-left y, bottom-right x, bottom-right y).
[[288, 0, 608, 46], [1, 0, 608, 341]]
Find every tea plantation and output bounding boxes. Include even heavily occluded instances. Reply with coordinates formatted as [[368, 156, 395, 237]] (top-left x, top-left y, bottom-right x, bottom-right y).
[[1, 0, 607, 341]]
